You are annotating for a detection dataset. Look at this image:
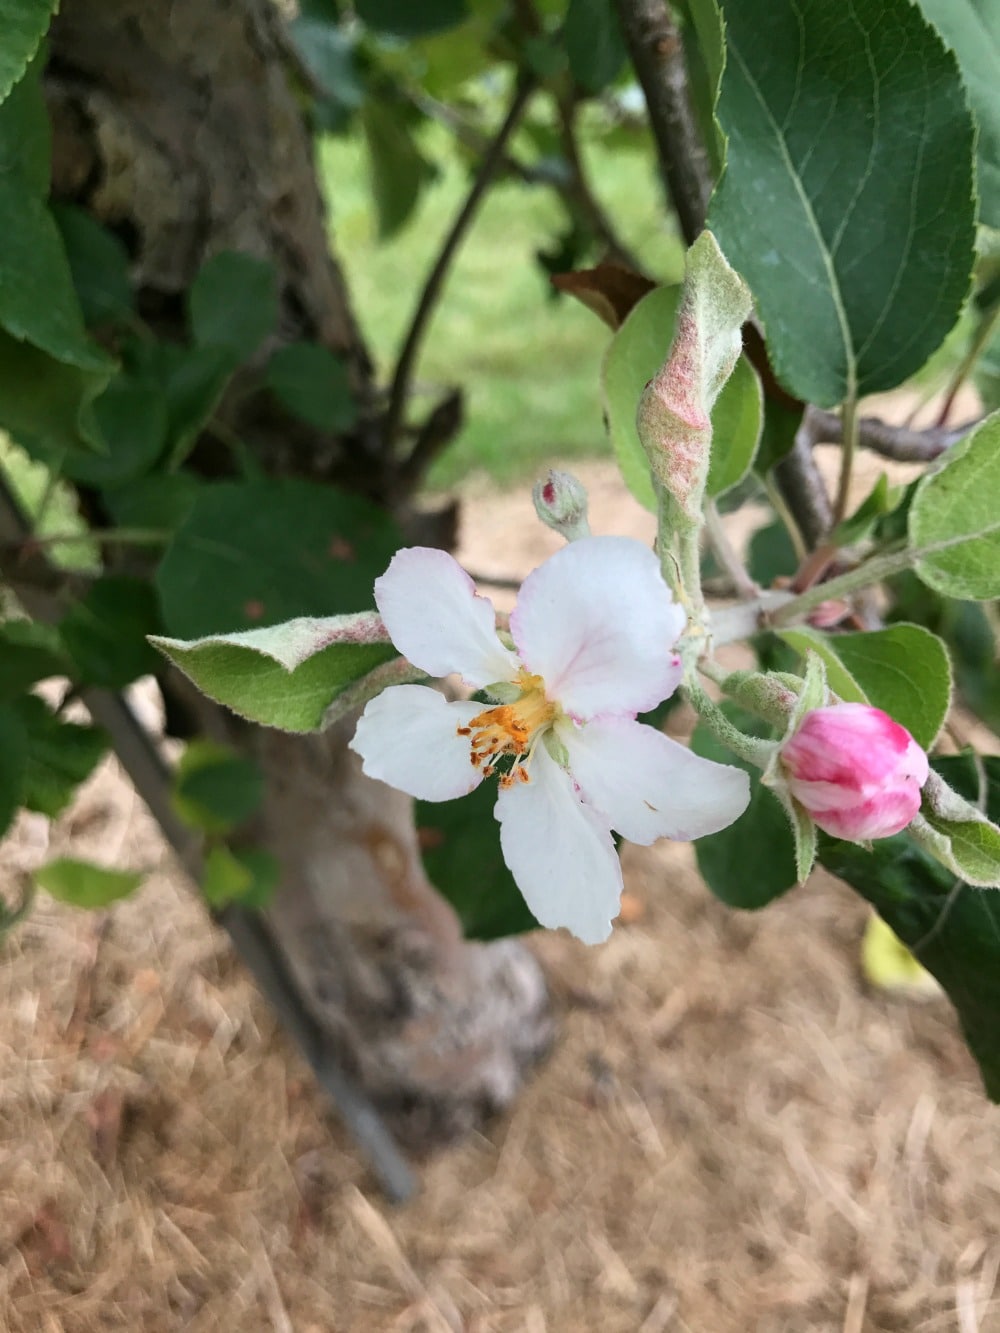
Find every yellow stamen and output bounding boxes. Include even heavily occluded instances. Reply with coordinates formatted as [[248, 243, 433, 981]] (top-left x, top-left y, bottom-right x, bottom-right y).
[[457, 670, 556, 787]]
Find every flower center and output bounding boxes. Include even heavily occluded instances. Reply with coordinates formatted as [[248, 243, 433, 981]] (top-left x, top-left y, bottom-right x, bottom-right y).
[[456, 670, 557, 788]]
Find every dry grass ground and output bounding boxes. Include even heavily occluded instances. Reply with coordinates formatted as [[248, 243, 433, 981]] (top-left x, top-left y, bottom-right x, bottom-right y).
[[1, 462, 999, 1333]]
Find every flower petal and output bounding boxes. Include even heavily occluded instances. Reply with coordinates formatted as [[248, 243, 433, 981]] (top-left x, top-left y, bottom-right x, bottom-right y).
[[350, 684, 484, 802], [495, 744, 623, 944], [559, 716, 751, 844], [510, 536, 686, 719], [375, 547, 519, 687]]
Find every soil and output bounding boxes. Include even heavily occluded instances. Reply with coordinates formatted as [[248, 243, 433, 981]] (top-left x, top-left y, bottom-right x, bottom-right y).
[[1, 456, 999, 1333]]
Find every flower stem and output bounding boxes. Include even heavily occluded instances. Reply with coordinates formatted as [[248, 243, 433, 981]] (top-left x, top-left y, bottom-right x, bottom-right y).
[[681, 674, 774, 768], [655, 485, 683, 600], [770, 546, 915, 625], [833, 391, 860, 526]]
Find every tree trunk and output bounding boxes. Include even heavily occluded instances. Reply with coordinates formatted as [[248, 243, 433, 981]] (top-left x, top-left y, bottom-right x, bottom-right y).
[[45, 0, 553, 1147]]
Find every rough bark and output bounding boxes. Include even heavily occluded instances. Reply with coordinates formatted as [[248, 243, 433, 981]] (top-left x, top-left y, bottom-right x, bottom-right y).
[[45, 0, 553, 1147]]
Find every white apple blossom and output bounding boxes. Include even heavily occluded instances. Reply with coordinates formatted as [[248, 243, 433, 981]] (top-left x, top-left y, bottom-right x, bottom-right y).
[[350, 536, 750, 944]]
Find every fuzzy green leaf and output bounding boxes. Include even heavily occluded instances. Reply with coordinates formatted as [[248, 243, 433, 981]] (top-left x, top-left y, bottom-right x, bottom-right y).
[[151, 616, 397, 734], [910, 411, 1000, 599], [602, 284, 761, 511]]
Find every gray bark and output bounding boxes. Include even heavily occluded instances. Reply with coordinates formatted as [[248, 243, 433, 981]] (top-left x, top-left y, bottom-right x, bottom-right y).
[[45, 0, 553, 1147]]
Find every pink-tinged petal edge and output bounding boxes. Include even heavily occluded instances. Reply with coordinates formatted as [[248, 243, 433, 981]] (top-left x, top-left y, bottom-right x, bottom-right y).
[[509, 536, 686, 720], [558, 715, 750, 844], [350, 684, 485, 803], [374, 547, 518, 689], [494, 744, 623, 945]]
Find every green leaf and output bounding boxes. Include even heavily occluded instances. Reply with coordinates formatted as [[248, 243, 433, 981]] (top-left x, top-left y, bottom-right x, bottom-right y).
[[947, 601, 1000, 734], [709, 0, 976, 406], [831, 473, 897, 547], [706, 353, 762, 496], [61, 376, 168, 487], [150, 617, 397, 733], [188, 252, 278, 363], [0, 181, 114, 376], [52, 205, 133, 328], [417, 779, 538, 940], [754, 398, 801, 474], [102, 472, 203, 533], [356, 0, 468, 37], [910, 767, 1000, 888], [748, 516, 796, 586], [602, 285, 760, 511], [913, 812, 1000, 888], [682, 0, 726, 169], [0, 0, 58, 105], [821, 834, 1000, 1098], [0, 620, 68, 699], [917, 0, 1000, 228], [0, 700, 28, 837], [360, 99, 433, 239], [637, 232, 753, 521], [266, 342, 358, 432], [289, 17, 366, 112], [691, 709, 797, 908], [156, 478, 402, 639], [172, 740, 264, 835], [0, 64, 114, 450], [59, 576, 162, 690], [778, 623, 952, 750], [564, 0, 627, 93], [126, 339, 234, 466], [14, 694, 107, 818], [910, 410, 1000, 599], [821, 754, 1000, 1099], [0, 327, 109, 458], [34, 857, 143, 909], [201, 844, 280, 909], [0, 55, 50, 192]]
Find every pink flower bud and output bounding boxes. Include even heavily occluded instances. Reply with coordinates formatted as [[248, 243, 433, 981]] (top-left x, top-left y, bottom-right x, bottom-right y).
[[780, 703, 929, 841]]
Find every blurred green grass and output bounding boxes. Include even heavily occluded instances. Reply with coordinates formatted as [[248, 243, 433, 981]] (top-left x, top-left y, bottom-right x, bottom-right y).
[[319, 125, 684, 489]]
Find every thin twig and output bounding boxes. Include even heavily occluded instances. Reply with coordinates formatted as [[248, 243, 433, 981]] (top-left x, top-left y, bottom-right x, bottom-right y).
[[761, 472, 808, 564], [0, 470, 418, 1204], [407, 89, 557, 187], [807, 408, 973, 462], [383, 75, 538, 456], [612, 0, 712, 243], [774, 409, 834, 547], [934, 297, 1000, 428], [555, 91, 642, 270], [703, 500, 757, 599]]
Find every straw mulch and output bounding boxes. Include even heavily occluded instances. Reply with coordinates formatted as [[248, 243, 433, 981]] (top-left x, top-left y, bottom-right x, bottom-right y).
[[1, 461, 998, 1332]]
